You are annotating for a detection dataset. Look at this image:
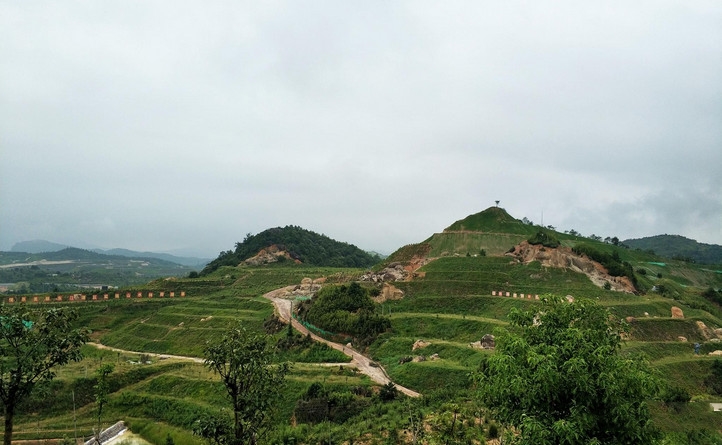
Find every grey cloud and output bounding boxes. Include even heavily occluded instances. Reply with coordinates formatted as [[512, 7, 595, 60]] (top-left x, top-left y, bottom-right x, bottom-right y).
[[1, 1, 720, 256]]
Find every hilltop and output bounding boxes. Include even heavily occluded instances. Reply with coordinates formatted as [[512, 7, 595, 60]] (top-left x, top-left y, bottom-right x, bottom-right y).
[[201, 225, 380, 274]]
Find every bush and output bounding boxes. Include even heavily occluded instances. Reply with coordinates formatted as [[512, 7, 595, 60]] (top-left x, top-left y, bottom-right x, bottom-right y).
[[527, 231, 560, 248], [662, 385, 691, 412], [705, 359, 722, 395]]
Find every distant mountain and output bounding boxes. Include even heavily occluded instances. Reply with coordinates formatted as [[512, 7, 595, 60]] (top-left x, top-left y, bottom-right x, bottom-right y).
[[623, 235, 722, 265], [9, 239, 209, 267], [11, 240, 70, 253], [93, 248, 210, 267], [201, 225, 381, 275], [0, 247, 194, 292]]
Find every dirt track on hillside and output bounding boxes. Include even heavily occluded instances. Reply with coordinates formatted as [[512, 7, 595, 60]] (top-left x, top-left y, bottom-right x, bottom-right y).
[[263, 286, 421, 398]]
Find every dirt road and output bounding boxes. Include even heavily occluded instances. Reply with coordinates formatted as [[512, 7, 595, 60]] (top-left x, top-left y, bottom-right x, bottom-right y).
[[263, 287, 421, 398], [89, 287, 421, 398]]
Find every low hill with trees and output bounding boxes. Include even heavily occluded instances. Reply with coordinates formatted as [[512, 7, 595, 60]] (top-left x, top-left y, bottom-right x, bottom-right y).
[[201, 226, 380, 274], [624, 234, 722, 265]]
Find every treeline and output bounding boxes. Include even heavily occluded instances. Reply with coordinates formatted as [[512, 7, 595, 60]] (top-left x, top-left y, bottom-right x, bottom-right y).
[[201, 226, 380, 274]]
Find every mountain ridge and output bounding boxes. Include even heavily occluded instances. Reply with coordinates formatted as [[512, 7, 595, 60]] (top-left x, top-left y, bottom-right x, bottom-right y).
[[9, 240, 209, 267], [624, 234, 722, 265]]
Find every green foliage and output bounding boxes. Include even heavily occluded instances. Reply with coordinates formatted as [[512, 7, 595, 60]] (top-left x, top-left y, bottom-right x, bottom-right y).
[[0, 305, 89, 445], [705, 359, 722, 395], [203, 323, 290, 445], [379, 382, 398, 402], [573, 243, 639, 288], [293, 382, 372, 425], [527, 230, 560, 248], [475, 296, 661, 444], [94, 363, 115, 440], [661, 385, 691, 413], [201, 226, 380, 274], [299, 283, 390, 348], [624, 234, 722, 265], [701, 287, 722, 306], [193, 411, 232, 445]]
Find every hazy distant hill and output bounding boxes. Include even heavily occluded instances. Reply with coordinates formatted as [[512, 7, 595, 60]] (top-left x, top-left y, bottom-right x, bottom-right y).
[[624, 234, 722, 264], [10, 239, 70, 253], [202, 225, 380, 275], [94, 248, 210, 267], [10, 239, 209, 267], [0, 247, 194, 293]]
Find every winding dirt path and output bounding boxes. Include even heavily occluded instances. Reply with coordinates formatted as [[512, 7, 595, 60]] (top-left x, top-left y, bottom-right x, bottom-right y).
[[88, 287, 421, 398], [88, 342, 205, 363], [263, 286, 421, 398]]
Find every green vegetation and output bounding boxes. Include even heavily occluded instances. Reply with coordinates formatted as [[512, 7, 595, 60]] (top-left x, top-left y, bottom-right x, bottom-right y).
[[0, 248, 194, 292], [201, 324, 289, 445], [201, 226, 380, 275], [625, 234, 722, 265], [475, 297, 660, 444], [0, 306, 89, 445], [298, 282, 391, 349], [5, 208, 722, 444], [527, 229, 560, 248], [573, 242, 639, 288]]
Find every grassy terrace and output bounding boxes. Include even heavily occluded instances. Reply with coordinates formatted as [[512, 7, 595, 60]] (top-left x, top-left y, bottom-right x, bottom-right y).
[[7, 253, 722, 443]]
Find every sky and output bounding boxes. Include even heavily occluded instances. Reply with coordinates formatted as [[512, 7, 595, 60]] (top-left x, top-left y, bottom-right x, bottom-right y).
[[1, 1, 721, 258]]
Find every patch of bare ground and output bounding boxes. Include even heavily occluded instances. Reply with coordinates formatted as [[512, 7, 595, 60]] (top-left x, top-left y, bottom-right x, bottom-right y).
[[507, 241, 636, 293]]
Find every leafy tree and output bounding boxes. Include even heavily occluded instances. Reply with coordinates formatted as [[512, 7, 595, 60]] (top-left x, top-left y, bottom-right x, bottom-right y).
[[0, 306, 89, 445], [202, 324, 289, 445], [474, 296, 660, 444]]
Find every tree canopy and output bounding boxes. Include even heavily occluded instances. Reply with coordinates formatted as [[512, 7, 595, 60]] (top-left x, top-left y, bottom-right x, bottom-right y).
[[298, 283, 390, 348], [201, 226, 380, 274], [475, 296, 660, 445], [0, 305, 89, 445]]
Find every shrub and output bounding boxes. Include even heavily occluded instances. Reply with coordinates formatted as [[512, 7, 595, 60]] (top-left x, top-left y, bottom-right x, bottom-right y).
[[527, 231, 560, 248]]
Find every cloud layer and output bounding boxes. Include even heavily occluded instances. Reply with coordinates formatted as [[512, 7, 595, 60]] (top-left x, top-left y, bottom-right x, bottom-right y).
[[2, 1, 720, 256]]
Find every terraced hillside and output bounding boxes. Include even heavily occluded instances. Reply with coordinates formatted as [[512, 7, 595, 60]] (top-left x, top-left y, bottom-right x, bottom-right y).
[[5, 208, 722, 444]]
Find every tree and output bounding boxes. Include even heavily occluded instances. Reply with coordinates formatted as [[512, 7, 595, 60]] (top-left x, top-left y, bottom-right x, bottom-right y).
[[202, 324, 289, 445], [474, 296, 660, 444], [94, 363, 115, 444], [0, 306, 89, 445]]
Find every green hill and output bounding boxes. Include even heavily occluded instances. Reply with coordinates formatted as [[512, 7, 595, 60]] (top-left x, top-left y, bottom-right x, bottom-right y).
[[624, 234, 722, 265], [389, 207, 556, 258], [201, 225, 380, 274]]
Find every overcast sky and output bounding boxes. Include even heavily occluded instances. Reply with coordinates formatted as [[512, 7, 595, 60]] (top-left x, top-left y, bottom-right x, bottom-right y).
[[1, 1, 721, 258]]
